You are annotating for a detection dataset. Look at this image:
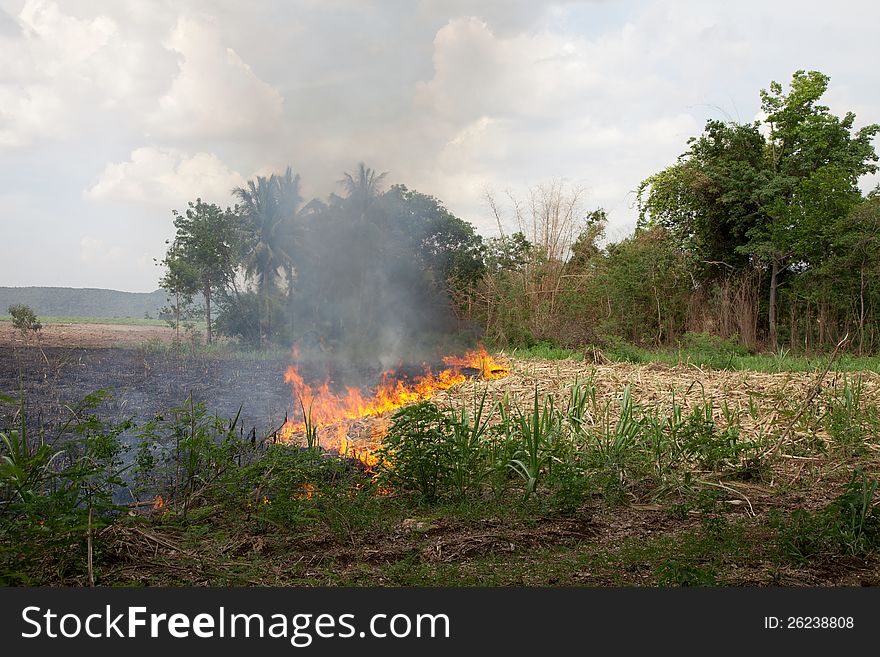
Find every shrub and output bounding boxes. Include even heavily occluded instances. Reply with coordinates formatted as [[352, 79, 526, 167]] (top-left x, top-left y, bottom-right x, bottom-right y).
[[375, 401, 455, 502], [8, 304, 41, 336]]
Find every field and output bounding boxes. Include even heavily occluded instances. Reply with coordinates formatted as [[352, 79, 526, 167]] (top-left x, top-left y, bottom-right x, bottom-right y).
[[2, 323, 879, 587]]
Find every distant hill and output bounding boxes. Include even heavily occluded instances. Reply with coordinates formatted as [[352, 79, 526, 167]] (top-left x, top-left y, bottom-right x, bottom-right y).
[[0, 287, 168, 319]]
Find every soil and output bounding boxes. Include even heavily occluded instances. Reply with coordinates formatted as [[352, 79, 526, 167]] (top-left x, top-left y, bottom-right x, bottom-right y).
[[0, 321, 176, 348]]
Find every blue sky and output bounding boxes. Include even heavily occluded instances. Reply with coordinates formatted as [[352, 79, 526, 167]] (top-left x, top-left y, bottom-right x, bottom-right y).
[[1, 0, 877, 291]]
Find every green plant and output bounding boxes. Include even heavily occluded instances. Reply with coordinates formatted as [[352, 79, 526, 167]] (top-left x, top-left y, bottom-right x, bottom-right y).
[[136, 395, 246, 517], [8, 304, 42, 337], [0, 390, 136, 585], [677, 398, 751, 472], [773, 471, 880, 563], [374, 401, 454, 502], [446, 388, 494, 498], [656, 559, 717, 586], [826, 376, 876, 456], [507, 386, 561, 500], [602, 337, 647, 364], [827, 471, 880, 555], [578, 386, 645, 502], [300, 400, 320, 452]]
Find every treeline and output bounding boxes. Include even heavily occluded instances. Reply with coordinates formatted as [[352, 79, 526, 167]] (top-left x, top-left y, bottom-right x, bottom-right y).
[[160, 164, 484, 359], [162, 70, 880, 355], [461, 70, 880, 354]]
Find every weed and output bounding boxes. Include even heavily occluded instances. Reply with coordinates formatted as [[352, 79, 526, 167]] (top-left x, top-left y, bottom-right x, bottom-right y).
[[773, 471, 880, 563], [656, 559, 717, 586]]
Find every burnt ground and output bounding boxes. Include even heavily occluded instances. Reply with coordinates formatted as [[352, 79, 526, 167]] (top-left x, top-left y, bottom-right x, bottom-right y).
[[0, 345, 294, 441]]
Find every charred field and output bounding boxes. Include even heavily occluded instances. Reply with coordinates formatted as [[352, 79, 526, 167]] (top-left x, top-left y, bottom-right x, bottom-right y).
[[2, 325, 880, 587]]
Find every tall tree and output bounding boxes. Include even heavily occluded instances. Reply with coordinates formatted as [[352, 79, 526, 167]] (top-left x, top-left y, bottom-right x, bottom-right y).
[[275, 167, 304, 338], [233, 173, 294, 343], [637, 120, 766, 278], [158, 242, 197, 346], [339, 162, 388, 220], [167, 199, 241, 344], [749, 70, 878, 348], [639, 70, 879, 350]]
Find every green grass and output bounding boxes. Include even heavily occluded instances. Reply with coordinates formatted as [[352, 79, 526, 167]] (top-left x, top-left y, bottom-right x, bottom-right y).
[[507, 339, 880, 373], [323, 514, 760, 587], [508, 342, 585, 361]]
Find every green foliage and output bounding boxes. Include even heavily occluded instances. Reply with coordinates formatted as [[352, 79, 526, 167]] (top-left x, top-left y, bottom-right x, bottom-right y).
[[773, 472, 880, 562], [507, 387, 562, 500], [0, 390, 133, 585], [655, 559, 717, 587], [8, 304, 41, 336], [510, 341, 583, 361], [637, 70, 880, 352], [375, 401, 455, 502], [594, 228, 691, 345], [136, 395, 246, 515], [824, 376, 878, 456], [676, 400, 748, 471], [601, 337, 649, 363], [162, 198, 243, 345]]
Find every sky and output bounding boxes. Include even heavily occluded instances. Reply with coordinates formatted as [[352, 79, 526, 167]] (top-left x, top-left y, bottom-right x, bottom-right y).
[[1, 0, 878, 292]]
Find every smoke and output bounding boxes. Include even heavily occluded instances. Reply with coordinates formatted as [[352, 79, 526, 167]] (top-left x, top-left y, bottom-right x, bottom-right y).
[[282, 168, 482, 382]]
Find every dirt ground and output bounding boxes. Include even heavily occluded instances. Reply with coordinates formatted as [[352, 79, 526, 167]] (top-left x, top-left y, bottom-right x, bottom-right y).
[[0, 320, 177, 348]]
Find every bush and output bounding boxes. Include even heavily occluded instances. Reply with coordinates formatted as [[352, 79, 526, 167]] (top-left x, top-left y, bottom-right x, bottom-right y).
[[374, 401, 455, 502], [8, 304, 41, 336]]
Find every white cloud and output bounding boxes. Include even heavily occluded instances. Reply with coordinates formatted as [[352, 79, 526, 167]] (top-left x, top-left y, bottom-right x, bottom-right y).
[[2, 0, 879, 292], [0, 0, 174, 147], [84, 146, 245, 207], [148, 14, 284, 140], [407, 15, 710, 232], [79, 236, 126, 264]]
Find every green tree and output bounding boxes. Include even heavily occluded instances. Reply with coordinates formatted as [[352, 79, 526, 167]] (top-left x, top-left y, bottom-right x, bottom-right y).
[[233, 172, 296, 344], [167, 199, 242, 344], [639, 70, 879, 350], [7, 304, 42, 338], [749, 70, 878, 348], [158, 242, 199, 346], [338, 162, 388, 221], [637, 120, 766, 278]]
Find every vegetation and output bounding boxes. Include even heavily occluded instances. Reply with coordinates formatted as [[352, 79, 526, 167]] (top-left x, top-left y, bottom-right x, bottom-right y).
[[5, 69, 880, 589], [0, 287, 168, 320], [7, 304, 41, 338], [3, 359, 878, 586]]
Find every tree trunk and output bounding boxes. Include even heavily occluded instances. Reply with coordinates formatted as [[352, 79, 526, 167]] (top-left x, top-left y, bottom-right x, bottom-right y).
[[768, 257, 779, 351], [205, 286, 212, 345]]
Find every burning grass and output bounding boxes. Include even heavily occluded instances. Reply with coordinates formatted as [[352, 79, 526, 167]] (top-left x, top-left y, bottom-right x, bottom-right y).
[[278, 345, 509, 461], [3, 348, 880, 587]]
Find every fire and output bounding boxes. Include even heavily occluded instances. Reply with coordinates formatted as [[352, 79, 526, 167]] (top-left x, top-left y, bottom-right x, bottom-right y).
[[152, 495, 166, 511], [278, 346, 508, 460]]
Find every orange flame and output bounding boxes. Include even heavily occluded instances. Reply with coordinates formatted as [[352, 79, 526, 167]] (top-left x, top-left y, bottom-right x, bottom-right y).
[[152, 495, 165, 511], [278, 346, 508, 461]]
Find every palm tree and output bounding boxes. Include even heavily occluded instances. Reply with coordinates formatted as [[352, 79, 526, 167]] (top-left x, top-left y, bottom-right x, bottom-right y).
[[233, 170, 299, 343], [338, 162, 388, 220], [275, 167, 303, 338]]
